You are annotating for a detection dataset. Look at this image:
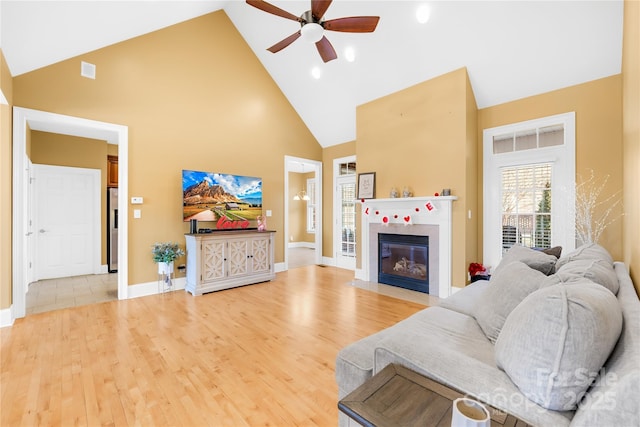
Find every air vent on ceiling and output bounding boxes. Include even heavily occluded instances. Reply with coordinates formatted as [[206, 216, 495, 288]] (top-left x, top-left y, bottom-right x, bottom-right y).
[[81, 61, 96, 79]]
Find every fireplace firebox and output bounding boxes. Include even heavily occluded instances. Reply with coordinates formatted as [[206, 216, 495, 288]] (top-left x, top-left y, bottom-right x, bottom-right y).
[[378, 233, 429, 293]]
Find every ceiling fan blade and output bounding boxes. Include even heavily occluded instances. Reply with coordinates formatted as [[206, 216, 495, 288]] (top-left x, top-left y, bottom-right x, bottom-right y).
[[246, 0, 302, 22], [267, 31, 302, 53], [315, 36, 337, 63], [323, 16, 380, 33], [311, 0, 332, 20]]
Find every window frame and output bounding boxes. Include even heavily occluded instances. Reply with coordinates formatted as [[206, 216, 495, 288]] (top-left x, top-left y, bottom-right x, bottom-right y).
[[483, 112, 576, 270]]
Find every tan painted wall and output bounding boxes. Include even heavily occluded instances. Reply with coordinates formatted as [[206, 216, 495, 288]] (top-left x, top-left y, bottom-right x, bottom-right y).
[[0, 49, 12, 309], [622, 0, 640, 293], [288, 171, 315, 243], [13, 11, 322, 287], [30, 131, 110, 265], [322, 141, 356, 259], [478, 75, 624, 262], [356, 68, 477, 286]]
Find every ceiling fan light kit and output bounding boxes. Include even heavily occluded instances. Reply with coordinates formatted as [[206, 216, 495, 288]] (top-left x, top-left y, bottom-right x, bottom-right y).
[[246, 0, 380, 63]]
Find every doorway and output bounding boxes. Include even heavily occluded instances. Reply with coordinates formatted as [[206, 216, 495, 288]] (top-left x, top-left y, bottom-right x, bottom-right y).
[[12, 107, 128, 320], [284, 156, 322, 270]]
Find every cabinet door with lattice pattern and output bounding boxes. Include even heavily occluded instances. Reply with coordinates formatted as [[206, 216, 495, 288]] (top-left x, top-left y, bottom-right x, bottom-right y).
[[251, 236, 270, 273], [202, 240, 226, 281], [228, 239, 249, 277]]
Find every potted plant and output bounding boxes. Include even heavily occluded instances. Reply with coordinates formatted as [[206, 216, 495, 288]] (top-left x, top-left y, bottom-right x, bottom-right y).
[[152, 242, 185, 276]]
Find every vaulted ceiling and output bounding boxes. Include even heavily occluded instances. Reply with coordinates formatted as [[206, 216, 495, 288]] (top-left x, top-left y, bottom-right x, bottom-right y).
[[0, 1, 624, 147]]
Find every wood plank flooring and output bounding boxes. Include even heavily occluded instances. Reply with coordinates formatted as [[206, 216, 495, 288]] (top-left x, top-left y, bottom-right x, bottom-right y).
[[1, 266, 426, 426]]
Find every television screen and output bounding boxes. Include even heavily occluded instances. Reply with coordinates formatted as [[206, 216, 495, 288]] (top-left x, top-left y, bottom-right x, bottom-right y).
[[182, 170, 262, 229]]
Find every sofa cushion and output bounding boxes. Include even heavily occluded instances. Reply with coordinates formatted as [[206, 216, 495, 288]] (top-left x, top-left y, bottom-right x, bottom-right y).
[[437, 279, 490, 318], [495, 244, 558, 275], [545, 258, 619, 295], [495, 281, 622, 411], [474, 261, 546, 343], [555, 243, 613, 270]]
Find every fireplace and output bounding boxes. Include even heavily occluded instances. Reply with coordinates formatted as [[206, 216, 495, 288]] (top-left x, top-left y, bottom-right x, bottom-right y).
[[358, 196, 456, 297], [378, 233, 429, 293]]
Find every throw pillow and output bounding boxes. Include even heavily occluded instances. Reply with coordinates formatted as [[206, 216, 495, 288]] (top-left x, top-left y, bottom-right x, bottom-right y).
[[494, 245, 558, 276], [474, 261, 546, 343], [541, 246, 562, 259], [545, 258, 620, 295], [555, 243, 614, 270], [495, 281, 622, 411]]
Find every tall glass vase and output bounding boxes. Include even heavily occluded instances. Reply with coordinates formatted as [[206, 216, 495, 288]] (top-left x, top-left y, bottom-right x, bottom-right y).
[[157, 261, 174, 293]]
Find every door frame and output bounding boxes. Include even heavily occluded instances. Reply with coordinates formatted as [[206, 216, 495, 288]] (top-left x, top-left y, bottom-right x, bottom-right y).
[[284, 156, 322, 269], [12, 107, 129, 320]]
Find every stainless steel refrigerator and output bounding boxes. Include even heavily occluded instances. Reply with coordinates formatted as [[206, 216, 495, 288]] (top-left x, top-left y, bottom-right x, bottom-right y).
[[107, 187, 118, 273]]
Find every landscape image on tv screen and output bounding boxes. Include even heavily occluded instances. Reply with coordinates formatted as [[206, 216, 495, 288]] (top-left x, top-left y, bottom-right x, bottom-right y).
[[182, 170, 262, 227]]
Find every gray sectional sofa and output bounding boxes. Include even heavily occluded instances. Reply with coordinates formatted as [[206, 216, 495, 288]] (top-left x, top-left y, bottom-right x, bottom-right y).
[[336, 244, 640, 426]]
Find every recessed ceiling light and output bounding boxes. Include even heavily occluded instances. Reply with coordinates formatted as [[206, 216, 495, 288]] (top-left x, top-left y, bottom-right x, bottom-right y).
[[345, 47, 356, 62], [416, 4, 431, 24], [311, 66, 322, 79]]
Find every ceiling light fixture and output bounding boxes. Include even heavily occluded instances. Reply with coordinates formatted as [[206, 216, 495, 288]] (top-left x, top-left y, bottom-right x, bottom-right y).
[[416, 4, 431, 24], [345, 47, 356, 62], [293, 190, 311, 201], [301, 22, 324, 43]]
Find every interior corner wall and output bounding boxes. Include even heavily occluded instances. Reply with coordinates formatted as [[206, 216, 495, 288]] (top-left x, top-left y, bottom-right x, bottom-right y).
[[0, 48, 13, 310], [30, 131, 109, 265], [321, 141, 355, 260], [622, 0, 640, 293], [478, 75, 624, 262], [356, 68, 475, 286], [12, 10, 322, 286]]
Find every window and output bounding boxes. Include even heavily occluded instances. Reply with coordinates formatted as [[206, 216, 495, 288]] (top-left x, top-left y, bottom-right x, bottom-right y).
[[483, 113, 575, 269], [306, 178, 316, 233], [501, 164, 552, 252]]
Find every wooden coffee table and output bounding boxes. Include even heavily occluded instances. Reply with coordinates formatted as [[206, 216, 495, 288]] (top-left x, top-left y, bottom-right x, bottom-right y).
[[338, 363, 531, 427]]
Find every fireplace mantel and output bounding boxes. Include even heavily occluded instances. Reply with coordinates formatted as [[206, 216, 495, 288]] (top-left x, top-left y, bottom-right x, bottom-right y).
[[356, 196, 457, 298]]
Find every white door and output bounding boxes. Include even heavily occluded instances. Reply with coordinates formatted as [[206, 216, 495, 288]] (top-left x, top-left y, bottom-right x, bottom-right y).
[[334, 156, 357, 270], [34, 164, 101, 280]]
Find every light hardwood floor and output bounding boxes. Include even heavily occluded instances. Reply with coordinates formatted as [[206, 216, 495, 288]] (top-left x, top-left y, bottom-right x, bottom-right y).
[[1, 265, 426, 426]]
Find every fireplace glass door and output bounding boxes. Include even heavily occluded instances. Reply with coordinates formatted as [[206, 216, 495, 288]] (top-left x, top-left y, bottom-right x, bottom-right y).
[[378, 233, 429, 293]]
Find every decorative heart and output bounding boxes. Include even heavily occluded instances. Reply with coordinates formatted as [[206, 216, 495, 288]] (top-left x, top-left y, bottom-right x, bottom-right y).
[[375, 211, 379, 215], [394, 214, 398, 219], [403, 216, 411, 223], [382, 216, 389, 224], [415, 207, 420, 212]]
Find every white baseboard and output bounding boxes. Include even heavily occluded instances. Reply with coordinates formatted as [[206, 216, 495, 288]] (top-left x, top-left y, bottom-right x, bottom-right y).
[[288, 242, 316, 249], [354, 268, 366, 280], [321, 256, 335, 266], [127, 277, 186, 299], [99, 264, 108, 274], [275, 262, 286, 273], [0, 306, 14, 328]]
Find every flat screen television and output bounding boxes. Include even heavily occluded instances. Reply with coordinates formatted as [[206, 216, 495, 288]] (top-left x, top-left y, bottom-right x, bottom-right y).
[[182, 170, 262, 229]]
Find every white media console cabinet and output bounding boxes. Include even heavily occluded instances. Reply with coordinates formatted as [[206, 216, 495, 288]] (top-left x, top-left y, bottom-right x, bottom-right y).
[[184, 230, 275, 295]]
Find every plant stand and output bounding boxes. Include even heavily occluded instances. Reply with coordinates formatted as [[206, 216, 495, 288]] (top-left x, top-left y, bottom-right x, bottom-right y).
[[157, 261, 175, 293]]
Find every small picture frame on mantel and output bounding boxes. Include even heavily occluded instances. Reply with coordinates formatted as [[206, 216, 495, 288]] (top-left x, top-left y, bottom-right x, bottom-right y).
[[357, 172, 376, 199]]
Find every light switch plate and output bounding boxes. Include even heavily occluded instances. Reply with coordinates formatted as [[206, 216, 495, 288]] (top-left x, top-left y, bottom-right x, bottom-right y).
[[131, 197, 143, 204], [266, 210, 272, 217], [134, 209, 141, 219]]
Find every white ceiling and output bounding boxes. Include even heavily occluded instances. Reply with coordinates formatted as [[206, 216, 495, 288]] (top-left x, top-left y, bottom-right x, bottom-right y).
[[0, 1, 624, 147]]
